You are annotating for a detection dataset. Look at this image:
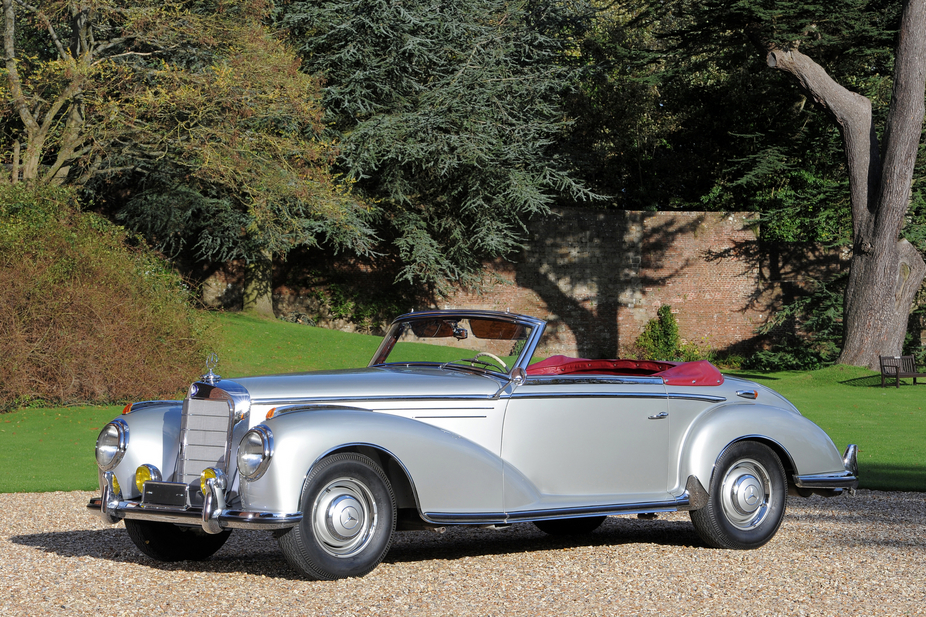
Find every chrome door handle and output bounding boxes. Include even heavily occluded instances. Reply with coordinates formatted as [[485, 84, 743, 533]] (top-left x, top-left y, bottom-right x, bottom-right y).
[[648, 412, 668, 420]]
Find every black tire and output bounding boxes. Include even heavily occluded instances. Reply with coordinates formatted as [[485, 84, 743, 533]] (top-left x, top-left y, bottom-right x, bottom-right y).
[[124, 519, 231, 561], [534, 515, 606, 536], [279, 453, 396, 580], [690, 441, 787, 550]]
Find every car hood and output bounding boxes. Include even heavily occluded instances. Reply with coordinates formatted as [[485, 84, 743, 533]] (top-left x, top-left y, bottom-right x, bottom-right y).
[[228, 365, 504, 403]]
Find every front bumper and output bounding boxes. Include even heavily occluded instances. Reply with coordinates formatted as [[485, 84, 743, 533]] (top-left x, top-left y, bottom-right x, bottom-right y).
[[793, 444, 860, 495], [87, 471, 301, 533]]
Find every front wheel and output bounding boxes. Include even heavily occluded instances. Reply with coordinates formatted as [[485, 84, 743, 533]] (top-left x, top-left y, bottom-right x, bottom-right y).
[[124, 519, 231, 561], [690, 441, 787, 550], [279, 453, 396, 580]]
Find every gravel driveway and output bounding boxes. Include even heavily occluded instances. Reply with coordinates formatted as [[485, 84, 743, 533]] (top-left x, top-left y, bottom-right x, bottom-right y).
[[1, 489, 924, 616]]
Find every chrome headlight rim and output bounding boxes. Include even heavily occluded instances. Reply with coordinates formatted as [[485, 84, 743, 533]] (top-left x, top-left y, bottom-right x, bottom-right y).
[[95, 419, 129, 472], [237, 425, 273, 481]]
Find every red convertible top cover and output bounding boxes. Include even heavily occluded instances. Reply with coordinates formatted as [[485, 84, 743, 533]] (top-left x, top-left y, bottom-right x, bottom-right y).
[[526, 356, 724, 386]]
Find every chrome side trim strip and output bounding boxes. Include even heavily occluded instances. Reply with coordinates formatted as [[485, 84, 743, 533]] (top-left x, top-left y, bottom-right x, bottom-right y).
[[667, 393, 727, 403], [423, 495, 688, 525], [508, 392, 669, 401], [252, 395, 499, 406]]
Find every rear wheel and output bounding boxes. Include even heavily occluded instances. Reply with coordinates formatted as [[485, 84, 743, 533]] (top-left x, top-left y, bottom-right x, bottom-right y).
[[534, 515, 606, 536], [279, 453, 396, 580], [125, 519, 231, 561], [690, 441, 787, 549]]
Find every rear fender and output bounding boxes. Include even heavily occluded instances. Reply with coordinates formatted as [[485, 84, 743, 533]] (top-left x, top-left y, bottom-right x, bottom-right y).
[[677, 403, 846, 495]]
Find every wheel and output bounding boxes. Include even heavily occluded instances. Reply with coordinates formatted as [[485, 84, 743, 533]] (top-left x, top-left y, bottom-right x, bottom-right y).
[[534, 515, 606, 536], [279, 452, 396, 580], [690, 441, 787, 549], [124, 519, 231, 561]]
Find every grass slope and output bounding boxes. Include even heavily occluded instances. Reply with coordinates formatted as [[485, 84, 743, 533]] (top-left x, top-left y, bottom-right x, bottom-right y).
[[1, 313, 923, 493]]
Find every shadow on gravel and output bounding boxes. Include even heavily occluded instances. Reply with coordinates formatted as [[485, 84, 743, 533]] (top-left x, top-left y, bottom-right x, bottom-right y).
[[15, 497, 922, 579], [384, 516, 704, 566], [7, 516, 706, 579]]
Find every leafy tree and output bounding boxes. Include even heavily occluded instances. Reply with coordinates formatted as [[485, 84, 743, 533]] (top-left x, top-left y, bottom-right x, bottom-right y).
[[2, 0, 374, 315], [277, 0, 599, 291], [594, 0, 925, 369]]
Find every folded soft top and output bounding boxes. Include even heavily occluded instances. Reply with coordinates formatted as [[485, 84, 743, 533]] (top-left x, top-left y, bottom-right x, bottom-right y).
[[526, 355, 724, 386]]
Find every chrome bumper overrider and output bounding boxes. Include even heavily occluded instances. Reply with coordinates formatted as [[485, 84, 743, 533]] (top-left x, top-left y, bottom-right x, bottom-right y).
[[793, 444, 860, 493], [88, 472, 301, 532]]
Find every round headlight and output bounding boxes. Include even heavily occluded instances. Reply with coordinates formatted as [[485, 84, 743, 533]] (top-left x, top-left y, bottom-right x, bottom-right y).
[[237, 426, 273, 480], [95, 419, 129, 471]]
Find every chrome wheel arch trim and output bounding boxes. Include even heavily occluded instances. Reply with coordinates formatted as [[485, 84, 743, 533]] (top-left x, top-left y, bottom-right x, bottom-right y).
[[712, 435, 798, 486], [300, 442, 426, 522]]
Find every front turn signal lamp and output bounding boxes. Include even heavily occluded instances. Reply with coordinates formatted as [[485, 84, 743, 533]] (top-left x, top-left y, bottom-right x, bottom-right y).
[[135, 464, 162, 494]]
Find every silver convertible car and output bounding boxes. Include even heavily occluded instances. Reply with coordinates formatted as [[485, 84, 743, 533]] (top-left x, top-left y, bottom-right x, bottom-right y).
[[89, 309, 858, 580]]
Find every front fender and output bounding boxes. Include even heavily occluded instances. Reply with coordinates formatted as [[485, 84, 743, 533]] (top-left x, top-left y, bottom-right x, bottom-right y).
[[239, 408, 505, 517], [101, 401, 183, 498], [677, 403, 847, 493]]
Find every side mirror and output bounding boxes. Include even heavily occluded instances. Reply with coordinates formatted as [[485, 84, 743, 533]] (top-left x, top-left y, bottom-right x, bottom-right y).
[[510, 367, 527, 386]]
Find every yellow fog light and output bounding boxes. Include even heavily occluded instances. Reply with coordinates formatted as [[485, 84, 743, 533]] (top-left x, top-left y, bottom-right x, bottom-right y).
[[200, 467, 226, 496], [111, 474, 121, 495], [135, 464, 162, 494]]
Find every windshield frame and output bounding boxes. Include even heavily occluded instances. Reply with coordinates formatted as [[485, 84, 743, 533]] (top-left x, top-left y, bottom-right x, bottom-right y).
[[368, 310, 546, 375]]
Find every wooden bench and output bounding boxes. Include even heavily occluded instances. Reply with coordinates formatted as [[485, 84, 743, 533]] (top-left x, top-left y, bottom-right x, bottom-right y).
[[879, 355, 926, 387]]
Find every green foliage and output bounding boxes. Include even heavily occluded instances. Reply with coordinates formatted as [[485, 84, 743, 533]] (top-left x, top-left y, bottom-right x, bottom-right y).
[[634, 305, 681, 360], [305, 282, 407, 334], [743, 277, 845, 371], [0, 185, 210, 409], [2, 0, 374, 268], [278, 0, 599, 289]]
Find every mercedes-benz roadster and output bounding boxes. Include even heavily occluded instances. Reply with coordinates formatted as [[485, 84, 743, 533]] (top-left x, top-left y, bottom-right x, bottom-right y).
[[89, 309, 858, 580]]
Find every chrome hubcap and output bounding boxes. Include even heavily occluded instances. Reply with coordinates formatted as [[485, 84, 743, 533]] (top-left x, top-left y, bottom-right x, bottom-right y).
[[720, 458, 771, 530], [312, 477, 377, 557]]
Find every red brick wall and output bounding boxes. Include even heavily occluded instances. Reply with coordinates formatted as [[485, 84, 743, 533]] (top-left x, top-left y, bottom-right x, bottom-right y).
[[438, 210, 846, 359], [203, 208, 847, 358]]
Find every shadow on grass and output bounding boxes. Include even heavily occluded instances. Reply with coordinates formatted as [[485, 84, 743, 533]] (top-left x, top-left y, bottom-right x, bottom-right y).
[[839, 375, 886, 387], [860, 463, 926, 493]]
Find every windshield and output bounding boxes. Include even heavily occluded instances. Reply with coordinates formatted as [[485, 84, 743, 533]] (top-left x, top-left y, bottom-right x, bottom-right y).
[[370, 314, 536, 374]]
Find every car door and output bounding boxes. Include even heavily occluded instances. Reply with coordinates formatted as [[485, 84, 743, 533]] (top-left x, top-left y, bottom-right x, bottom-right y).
[[501, 376, 671, 512]]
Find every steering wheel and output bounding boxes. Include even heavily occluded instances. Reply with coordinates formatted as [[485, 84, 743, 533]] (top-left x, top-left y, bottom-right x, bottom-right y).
[[467, 352, 508, 372]]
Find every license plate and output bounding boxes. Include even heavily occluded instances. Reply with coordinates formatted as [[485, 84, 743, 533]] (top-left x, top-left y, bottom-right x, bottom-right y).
[[142, 481, 190, 508]]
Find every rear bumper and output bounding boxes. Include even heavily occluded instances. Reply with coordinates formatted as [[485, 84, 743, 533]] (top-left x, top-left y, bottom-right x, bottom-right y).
[[793, 444, 860, 495], [87, 472, 301, 532]]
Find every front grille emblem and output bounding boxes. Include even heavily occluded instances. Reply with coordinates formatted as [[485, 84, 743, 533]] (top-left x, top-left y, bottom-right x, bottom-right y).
[[202, 352, 221, 385]]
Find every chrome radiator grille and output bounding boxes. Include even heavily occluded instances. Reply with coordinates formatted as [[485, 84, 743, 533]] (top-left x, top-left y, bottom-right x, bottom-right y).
[[177, 397, 233, 486]]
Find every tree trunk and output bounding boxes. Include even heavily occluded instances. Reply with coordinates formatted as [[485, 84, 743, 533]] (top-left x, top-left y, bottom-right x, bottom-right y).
[[765, 0, 926, 370], [242, 250, 275, 317]]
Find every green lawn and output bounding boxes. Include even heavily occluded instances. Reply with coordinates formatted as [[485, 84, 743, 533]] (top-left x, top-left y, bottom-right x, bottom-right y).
[[1, 313, 923, 493]]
